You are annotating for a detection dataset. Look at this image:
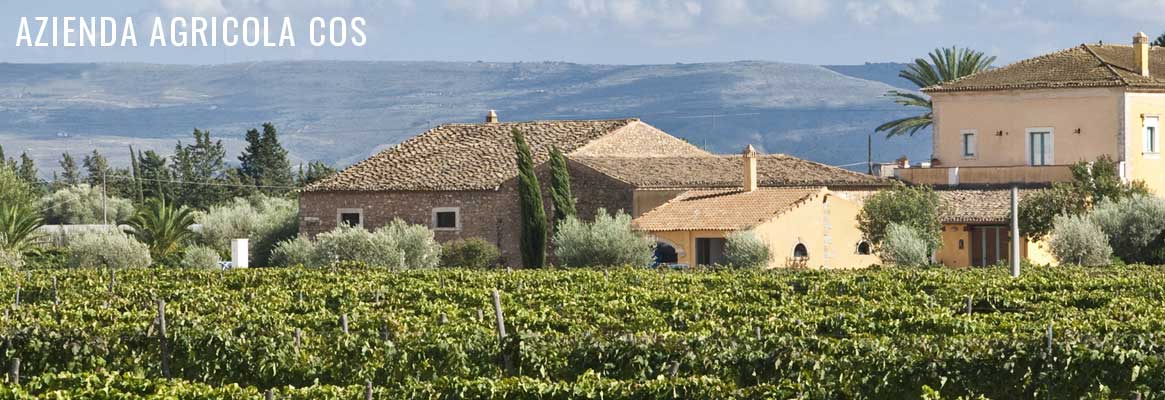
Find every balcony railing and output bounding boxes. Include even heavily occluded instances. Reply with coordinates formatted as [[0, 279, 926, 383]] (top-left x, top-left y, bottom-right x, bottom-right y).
[[894, 165, 1075, 186]]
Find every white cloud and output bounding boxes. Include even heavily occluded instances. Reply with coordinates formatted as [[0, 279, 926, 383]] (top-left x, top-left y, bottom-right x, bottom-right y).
[[160, 0, 228, 16], [567, 0, 705, 31], [709, 0, 829, 25], [843, 0, 939, 24], [1075, 0, 1165, 21], [443, 0, 539, 20]]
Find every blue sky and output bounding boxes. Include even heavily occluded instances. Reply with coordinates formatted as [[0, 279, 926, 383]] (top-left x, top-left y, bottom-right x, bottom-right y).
[[1, 0, 1162, 65]]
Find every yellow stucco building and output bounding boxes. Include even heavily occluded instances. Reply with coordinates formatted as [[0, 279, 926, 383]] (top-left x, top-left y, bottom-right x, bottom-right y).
[[901, 32, 1165, 266], [632, 147, 881, 269]]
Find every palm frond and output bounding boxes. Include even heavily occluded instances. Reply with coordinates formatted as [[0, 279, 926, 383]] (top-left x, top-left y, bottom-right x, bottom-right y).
[[882, 46, 995, 138]]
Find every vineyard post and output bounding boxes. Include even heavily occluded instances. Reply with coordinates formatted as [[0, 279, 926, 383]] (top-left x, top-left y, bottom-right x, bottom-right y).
[[491, 289, 507, 340], [13, 280, 19, 308], [108, 268, 116, 294], [341, 314, 350, 335], [8, 357, 18, 386], [965, 296, 972, 316], [294, 328, 302, 352], [365, 381, 374, 400], [754, 326, 761, 341], [1010, 186, 1020, 278], [669, 360, 680, 378], [1045, 324, 1053, 355], [477, 308, 484, 322], [492, 289, 513, 374], [157, 299, 171, 379], [440, 313, 448, 325], [52, 276, 59, 310], [265, 389, 275, 400]]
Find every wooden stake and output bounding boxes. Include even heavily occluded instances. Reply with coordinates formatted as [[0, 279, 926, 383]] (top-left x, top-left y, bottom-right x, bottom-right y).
[[340, 314, 349, 335], [53, 276, 59, 309], [157, 299, 171, 379], [8, 357, 18, 386], [755, 326, 762, 341], [476, 308, 484, 322], [13, 281, 19, 308], [965, 296, 973, 316], [265, 389, 275, 400], [669, 360, 680, 378], [1045, 324, 1053, 355], [108, 268, 116, 294], [491, 289, 507, 341], [294, 328, 302, 352], [439, 313, 448, 325], [364, 381, 373, 400]]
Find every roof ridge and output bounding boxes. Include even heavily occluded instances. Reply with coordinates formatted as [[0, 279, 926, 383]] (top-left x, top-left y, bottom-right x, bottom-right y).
[[924, 44, 1096, 92], [1081, 43, 1129, 85]]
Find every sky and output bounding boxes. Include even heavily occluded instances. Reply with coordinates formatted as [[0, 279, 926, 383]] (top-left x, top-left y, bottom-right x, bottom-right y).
[[1, 0, 1163, 66]]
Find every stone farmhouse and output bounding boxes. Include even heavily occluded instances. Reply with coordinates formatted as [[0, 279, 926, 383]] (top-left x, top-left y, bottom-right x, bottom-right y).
[[301, 113, 889, 267]]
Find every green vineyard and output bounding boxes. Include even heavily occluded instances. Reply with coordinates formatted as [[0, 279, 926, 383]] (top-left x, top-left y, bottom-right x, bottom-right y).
[[2, 265, 1165, 399]]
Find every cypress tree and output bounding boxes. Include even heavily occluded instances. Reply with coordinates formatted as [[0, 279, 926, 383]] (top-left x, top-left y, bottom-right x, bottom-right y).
[[129, 146, 144, 203], [513, 129, 547, 268], [59, 153, 80, 186], [548, 146, 576, 226], [258, 122, 293, 193], [17, 152, 37, 185]]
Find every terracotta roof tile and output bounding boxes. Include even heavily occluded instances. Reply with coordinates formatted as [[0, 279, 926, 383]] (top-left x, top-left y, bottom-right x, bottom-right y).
[[632, 187, 825, 231], [924, 44, 1165, 93], [572, 154, 889, 188], [304, 119, 707, 192], [938, 189, 1033, 224]]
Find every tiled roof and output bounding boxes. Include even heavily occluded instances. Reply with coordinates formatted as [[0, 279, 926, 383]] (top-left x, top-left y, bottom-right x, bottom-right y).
[[938, 189, 1032, 224], [633, 187, 825, 231], [924, 44, 1165, 93], [304, 119, 707, 192], [571, 155, 890, 189]]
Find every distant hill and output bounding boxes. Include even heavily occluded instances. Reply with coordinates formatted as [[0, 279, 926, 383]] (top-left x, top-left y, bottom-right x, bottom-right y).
[[823, 63, 915, 90], [0, 60, 930, 175]]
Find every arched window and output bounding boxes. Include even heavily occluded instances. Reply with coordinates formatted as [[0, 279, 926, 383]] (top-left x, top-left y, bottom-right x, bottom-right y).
[[654, 242, 679, 264], [793, 243, 809, 259], [857, 241, 872, 255]]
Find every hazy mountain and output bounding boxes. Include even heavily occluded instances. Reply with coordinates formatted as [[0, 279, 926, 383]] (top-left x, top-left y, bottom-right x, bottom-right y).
[[0, 61, 930, 175], [824, 63, 916, 90]]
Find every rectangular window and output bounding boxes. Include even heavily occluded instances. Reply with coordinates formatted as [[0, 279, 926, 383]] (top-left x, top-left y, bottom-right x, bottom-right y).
[[695, 238, 727, 266], [1145, 116, 1159, 155], [432, 207, 460, 230], [1027, 129, 1053, 166], [961, 130, 977, 158], [337, 208, 363, 228]]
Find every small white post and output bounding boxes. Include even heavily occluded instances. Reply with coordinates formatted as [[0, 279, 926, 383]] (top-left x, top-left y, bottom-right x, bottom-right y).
[[231, 239, 249, 269], [1010, 186, 1020, 278]]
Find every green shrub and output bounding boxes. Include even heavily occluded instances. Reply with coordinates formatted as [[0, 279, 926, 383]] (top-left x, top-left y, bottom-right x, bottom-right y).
[[881, 223, 929, 266], [196, 195, 298, 267], [858, 185, 943, 252], [1049, 215, 1112, 266], [724, 231, 772, 269], [552, 209, 654, 267], [40, 184, 136, 224], [65, 230, 152, 268], [180, 245, 222, 269], [290, 220, 441, 268], [271, 236, 316, 267], [1090, 195, 1165, 264], [440, 238, 500, 268], [0, 249, 23, 269]]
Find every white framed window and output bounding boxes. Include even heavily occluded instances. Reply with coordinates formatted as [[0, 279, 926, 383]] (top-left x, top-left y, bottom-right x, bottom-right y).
[[961, 130, 977, 159], [1145, 115, 1160, 157], [336, 208, 363, 228], [1025, 127, 1054, 166], [432, 207, 461, 231]]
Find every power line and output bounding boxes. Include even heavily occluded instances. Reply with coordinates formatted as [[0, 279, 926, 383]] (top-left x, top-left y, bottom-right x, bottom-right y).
[[104, 175, 300, 190]]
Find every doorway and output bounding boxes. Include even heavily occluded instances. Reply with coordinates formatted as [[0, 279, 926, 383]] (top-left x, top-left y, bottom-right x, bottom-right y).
[[695, 238, 726, 266], [970, 225, 1012, 266]]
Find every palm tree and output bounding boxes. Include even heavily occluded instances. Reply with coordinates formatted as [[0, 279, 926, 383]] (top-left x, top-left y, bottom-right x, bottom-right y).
[[877, 47, 996, 137], [0, 204, 43, 255], [128, 198, 196, 262]]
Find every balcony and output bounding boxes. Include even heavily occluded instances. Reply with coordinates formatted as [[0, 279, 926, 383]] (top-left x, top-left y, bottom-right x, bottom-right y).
[[894, 165, 1075, 186]]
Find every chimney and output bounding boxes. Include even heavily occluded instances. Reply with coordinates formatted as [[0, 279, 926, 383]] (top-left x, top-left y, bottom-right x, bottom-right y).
[[742, 144, 758, 192], [896, 156, 910, 169], [1135, 32, 1151, 77], [485, 110, 499, 123]]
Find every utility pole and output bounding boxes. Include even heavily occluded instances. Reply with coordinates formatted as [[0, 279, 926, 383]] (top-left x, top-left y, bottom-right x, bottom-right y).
[[1010, 186, 1020, 278], [102, 168, 108, 226], [867, 133, 873, 175]]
